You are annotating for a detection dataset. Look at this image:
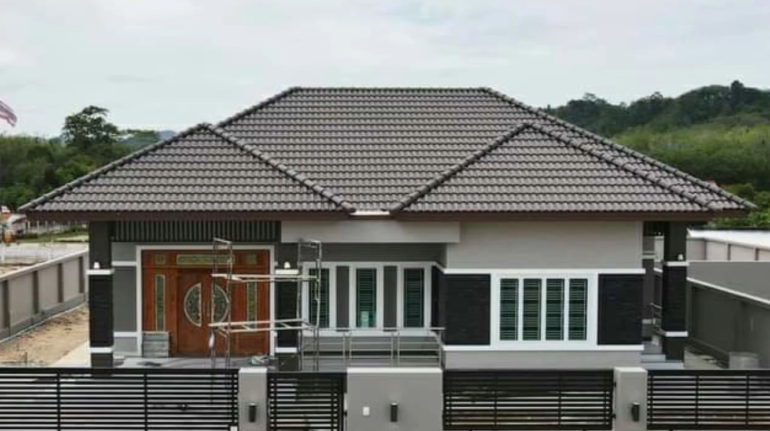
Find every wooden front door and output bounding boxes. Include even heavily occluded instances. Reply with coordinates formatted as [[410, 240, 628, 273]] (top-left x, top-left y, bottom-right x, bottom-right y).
[[143, 250, 271, 357]]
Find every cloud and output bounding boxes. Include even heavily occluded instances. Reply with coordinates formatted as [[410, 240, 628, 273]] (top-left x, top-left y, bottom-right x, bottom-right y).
[[0, 0, 769, 135]]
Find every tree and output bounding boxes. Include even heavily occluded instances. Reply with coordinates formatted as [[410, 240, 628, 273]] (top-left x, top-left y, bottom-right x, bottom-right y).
[[61, 106, 128, 162]]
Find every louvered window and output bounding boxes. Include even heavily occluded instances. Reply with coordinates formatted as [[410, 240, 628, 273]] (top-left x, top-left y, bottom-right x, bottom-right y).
[[569, 279, 588, 340], [499, 279, 518, 340], [545, 279, 565, 340], [309, 269, 330, 328], [522, 279, 542, 340], [498, 276, 590, 343], [356, 268, 377, 328], [403, 268, 425, 328]]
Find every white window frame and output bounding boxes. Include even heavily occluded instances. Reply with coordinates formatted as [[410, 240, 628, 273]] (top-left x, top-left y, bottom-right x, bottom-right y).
[[301, 263, 337, 333], [490, 271, 598, 350], [301, 262, 433, 335]]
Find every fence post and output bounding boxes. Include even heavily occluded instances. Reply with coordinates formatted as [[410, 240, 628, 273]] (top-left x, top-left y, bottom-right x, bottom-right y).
[[614, 367, 648, 431], [347, 367, 442, 431], [238, 367, 268, 431]]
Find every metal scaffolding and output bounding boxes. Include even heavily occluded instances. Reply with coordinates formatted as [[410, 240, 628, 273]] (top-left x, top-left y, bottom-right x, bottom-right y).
[[208, 238, 323, 369]]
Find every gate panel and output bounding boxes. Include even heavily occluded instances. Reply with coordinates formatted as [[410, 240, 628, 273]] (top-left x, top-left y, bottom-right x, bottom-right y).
[[0, 368, 238, 430], [443, 369, 614, 430], [648, 369, 770, 430], [268, 372, 345, 431]]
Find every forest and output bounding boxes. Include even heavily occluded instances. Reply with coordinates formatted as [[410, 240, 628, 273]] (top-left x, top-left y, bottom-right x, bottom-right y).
[[2, 81, 770, 228]]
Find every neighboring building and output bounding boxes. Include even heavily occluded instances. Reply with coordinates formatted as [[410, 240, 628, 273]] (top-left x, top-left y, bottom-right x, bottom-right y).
[[651, 230, 770, 367], [19, 87, 752, 369]]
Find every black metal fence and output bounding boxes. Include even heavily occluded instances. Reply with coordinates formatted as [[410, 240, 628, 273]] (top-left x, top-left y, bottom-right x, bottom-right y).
[[648, 369, 770, 430], [0, 368, 238, 430], [268, 371, 345, 431], [443, 369, 614, 430]]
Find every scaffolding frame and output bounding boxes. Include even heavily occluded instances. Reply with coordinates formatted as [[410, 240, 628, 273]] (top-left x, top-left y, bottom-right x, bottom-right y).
[[208, 238, 323, 369]]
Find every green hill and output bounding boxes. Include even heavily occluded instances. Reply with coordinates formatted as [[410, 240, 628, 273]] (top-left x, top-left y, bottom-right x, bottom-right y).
[[545, 81, 770, 228]]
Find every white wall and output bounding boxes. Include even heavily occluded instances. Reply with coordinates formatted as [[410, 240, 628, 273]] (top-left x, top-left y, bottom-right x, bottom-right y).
[[706, 241, 729, 261], [731, 244, 756, 261], [445, 222, 643, 269], [281, 221, 460, 243]]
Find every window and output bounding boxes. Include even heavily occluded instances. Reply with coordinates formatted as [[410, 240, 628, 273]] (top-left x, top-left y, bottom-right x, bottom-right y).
[[569, 279, 588, 341], [498, 276, 589, 342], [309, 268, 330, 328], [154, 274, 166, 330], [499, 279, 518, 340], [356, 268, 377, 328], [403, 268, 424, 328], [522, 279, 541, 340], [246, 281, 258, 322]]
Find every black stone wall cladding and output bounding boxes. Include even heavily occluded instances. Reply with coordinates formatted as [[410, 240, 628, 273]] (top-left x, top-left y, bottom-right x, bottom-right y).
[[88, 222, 112, 267], [662, 267, 687, 331], [384, 266, 397, 328], [276, 281, 298, 347], [336, 266, 349, 328], [598, 274, 643, 345], [442, 274, 491, 345], [431, 266, 442, 328], [89, 274, 114, 347]]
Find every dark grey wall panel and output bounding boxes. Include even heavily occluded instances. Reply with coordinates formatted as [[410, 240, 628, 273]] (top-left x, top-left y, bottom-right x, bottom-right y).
[[113, 221, 279, 243], [443, 274, 490, 345], [598, 274, 643, 345], [113, 268, 137, 332], [276, 281, 297, 347], [431, 266, 442, 328], [383, 266, 397, 328], [88, 222, 112, 268], [322, 244, 443, 262], [89, 274, 114, 347], [662, 267, 687, 331], [336, 266, 349, 328]]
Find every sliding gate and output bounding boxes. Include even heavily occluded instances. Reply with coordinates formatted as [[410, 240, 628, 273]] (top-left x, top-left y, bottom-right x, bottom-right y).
[[443, 369, 614, 430], [267, 372, 345, 431], [0, 368, 238, 430], [648, 369, 770, 429]]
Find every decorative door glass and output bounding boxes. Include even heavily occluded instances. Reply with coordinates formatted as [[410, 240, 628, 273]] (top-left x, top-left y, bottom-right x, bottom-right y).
[[212, 285, 230, 323], [184, 283, 202, 327]]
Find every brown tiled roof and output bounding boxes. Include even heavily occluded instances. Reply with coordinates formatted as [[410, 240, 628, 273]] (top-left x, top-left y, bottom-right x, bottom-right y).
[[21, 87, 752, 218], [21, 124, 353, 214]]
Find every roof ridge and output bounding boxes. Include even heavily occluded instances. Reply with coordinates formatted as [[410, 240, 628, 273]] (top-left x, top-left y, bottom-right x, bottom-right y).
[[19, 124, 206, 213], [216, 86, 300, 129], [205, 125, 356, 213], [390, 123, 530, 213], [480, 87, 755, 209], [523, 122, 720, 211]]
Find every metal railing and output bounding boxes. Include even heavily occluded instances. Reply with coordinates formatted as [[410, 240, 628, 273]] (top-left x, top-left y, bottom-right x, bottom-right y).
[[301, 327, 445, 368], [649, 302, 663, 335]]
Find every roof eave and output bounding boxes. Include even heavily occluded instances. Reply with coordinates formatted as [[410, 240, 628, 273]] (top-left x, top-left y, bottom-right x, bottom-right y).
[[391, 210, 751, 222], [22, 210, 354, 222]]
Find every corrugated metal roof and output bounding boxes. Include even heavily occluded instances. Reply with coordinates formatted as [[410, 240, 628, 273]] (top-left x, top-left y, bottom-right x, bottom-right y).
[[21, 87, 752, 217]]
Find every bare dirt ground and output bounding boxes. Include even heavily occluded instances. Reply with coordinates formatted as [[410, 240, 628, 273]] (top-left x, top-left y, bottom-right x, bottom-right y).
[[0, 305, 88, 365]]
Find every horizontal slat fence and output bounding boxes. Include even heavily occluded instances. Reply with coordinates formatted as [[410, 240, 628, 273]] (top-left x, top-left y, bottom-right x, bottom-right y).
[[648, 369, 770, 430], [0, 368, 238, 430], [443, 369, 614, 430], [268, 372, 345, 431]]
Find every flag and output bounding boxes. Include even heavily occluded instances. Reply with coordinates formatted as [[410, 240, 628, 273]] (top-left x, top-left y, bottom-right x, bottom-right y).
[[0, 99, 17, 127]]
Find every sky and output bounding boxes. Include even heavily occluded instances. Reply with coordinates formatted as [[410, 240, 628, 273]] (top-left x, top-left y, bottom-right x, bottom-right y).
[[1, 0, 769, 136]]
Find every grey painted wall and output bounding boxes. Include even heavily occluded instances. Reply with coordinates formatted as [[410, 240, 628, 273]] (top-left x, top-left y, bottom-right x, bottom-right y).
[[113, 267, 137, 332], [443, 350, 641, 369], [690, 261, 770, 302], [0, 251, 88, 340], [282, 220, 460, 243], [347, 369, 442, 431], [445, 222, 643, 269], [323, 243, 444, 263]]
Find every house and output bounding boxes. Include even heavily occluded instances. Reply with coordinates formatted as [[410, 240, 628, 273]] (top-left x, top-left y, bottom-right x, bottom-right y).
[[19, 87, 752, 369]]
